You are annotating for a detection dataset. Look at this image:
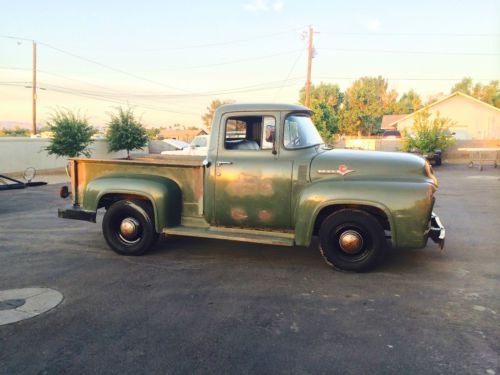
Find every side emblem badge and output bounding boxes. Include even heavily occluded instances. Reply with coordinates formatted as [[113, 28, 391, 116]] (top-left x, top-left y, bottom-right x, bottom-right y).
[[318, 164, 355, 176]]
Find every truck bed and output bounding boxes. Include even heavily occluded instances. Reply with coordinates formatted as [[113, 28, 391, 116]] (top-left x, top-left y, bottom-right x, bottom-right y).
[[70, 155, 206, 218]]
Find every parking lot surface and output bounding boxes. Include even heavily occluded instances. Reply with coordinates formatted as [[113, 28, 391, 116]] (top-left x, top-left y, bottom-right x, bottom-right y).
[[0, 165, 499, 374]]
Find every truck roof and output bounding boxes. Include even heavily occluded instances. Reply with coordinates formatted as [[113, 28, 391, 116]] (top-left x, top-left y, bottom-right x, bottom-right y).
[[216, 103, 312, 114]]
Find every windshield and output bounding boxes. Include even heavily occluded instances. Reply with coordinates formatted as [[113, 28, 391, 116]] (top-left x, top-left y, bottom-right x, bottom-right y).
[[191, 135, 207, 147], [284, 115, 323, 149]]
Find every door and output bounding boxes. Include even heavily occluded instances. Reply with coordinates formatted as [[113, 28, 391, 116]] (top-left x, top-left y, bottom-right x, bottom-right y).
[[214, 113, 293, 229]]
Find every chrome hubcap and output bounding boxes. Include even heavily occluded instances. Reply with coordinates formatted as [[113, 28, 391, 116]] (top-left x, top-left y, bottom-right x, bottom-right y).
[[338, 230, 363, 253], [119, 217, 140, 243]]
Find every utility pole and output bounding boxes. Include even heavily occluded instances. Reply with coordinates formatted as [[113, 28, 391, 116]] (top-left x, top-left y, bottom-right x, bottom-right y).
[[32, 41, 37, 136], [304, 26, 318, 108]]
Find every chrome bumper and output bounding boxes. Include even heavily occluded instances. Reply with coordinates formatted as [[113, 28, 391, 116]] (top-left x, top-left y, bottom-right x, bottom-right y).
[[428, 212, 445, 249]]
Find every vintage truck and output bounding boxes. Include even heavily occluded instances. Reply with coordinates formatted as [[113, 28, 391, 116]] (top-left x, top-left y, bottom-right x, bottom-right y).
[[58, 103, 445, 272]]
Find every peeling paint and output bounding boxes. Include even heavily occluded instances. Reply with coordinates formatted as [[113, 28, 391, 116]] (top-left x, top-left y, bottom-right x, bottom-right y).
[[231, 207, 248, 221], [258, 210, 273, 222]]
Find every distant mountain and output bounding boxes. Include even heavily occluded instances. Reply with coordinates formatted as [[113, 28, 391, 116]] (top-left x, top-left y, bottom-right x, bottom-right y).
[[0, 121, 42, 130]]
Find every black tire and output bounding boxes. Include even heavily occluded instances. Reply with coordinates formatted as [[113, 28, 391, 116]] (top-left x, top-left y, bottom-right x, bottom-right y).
[[102, 199, 158, 256], [319, 209, 386, 272], [435, 157, 442, 166]]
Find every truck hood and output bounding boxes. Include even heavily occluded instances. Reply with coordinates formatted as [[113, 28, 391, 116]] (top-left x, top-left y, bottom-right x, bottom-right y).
[[310, 149, 434, 183]]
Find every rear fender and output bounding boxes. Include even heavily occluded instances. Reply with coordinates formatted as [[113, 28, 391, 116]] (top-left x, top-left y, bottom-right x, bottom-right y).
[[82, 174, 182, 231]]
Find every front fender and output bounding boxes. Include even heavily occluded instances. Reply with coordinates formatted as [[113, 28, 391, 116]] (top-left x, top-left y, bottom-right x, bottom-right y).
[[82, 174, 182, 231], [294, 179, 433, 249]]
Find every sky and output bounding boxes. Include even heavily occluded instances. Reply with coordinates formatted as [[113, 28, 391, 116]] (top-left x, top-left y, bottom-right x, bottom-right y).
[[1, 0, 499, 128]]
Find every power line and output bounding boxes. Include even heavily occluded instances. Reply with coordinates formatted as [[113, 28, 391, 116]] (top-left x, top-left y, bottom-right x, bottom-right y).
[[36, 79, 304, 99], [0, 36, 191, 93], [0, 35, 33, 42], [0, 66, 305, 98], [36, 41, 191, 93], [0, 79, 306, 115], [273, 49, 305, 101], [320, 31, 500, 37], [314, 76, 498, 82], [150, 49, 304, 72], [141, 27, 305, 51], [0, 36, 307, 96], [0, 81, 201, 116], [318, 48, 500, 56]]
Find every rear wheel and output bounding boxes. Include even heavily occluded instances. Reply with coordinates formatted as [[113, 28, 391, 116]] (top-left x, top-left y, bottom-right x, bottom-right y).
[[319, 209, 386, 272], [102, 199, 158, 255]]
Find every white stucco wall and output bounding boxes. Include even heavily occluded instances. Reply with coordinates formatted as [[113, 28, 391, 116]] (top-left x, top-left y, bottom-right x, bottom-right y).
[[0, 138, 146, 173], [395, 95, 500, 140]]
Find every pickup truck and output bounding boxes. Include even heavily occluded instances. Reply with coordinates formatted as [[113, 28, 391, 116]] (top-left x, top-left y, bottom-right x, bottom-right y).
[[58, 103, 445, 272]]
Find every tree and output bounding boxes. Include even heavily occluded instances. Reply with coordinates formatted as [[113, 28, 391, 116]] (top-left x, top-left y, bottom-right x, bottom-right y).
[[202, 99, 234, 130], [310, 101, 338, 143], [299, 82, 343, 109], [397, 89, 422, 114], [45, 109, 96, 158], [451, 77, 473, 95], [106, 107, 148, 159], [146, 127, 161, 140], [472, 80, 500, 108], [401, 108, 455, 153], [451, 78, 500, 108], [340, 76, 398, 135], [299, 83, 343, 142]]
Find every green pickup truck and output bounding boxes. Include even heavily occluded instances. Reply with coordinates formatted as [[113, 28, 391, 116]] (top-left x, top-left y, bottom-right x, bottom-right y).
[[59, 103, 445, 272]]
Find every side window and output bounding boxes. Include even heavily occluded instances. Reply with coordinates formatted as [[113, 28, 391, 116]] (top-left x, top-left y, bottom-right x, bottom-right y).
[[225, 119, 247, 142], [284, 117, 300, 147], [261, 116, 276, 150], [224, 115, 275, 151]]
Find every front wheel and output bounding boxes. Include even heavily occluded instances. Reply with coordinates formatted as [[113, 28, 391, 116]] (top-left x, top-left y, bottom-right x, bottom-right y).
[[102, 200, 158, 256], [319, 209, 386, 272]]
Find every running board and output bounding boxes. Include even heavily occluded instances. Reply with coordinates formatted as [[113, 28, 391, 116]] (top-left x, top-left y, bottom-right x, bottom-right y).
[[163, 226, 295, 246]]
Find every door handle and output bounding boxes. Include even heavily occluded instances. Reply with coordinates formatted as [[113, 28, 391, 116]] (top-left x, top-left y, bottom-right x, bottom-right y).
[[217, 161, 233, 166]]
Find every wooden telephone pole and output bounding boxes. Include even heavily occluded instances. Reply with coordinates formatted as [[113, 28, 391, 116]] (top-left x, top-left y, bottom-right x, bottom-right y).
[[304, 26, 318, 108], [32, 41, 37, 136]]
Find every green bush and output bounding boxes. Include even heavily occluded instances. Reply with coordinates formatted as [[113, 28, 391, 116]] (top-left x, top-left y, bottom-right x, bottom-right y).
[[106, 107, 148, 159], [0, 127, 31, 137], [45, 110, 96, 158], [402, 108, 455, 153]]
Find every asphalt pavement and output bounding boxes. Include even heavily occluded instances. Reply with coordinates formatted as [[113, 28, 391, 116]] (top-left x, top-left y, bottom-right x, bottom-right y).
[[0, 164, 498, 374]]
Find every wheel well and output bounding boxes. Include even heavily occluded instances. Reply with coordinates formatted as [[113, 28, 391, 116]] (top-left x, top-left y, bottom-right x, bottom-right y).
[[313, 204, 391, 236], [98, 193, 153, 211]]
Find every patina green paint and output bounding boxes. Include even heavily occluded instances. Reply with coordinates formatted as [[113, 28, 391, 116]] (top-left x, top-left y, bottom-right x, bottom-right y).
[[65, 103, 439, 250], [293, 179, 433, 248], [213, 111, 294, 228], [74, 157, 204, 219], [82, 174, 181, 231]]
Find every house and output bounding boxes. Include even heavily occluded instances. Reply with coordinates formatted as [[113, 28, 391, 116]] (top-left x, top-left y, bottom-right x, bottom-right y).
[[380, 114, 406, 131], [387, 92, 500, 140], [158, 128, 208, 142]]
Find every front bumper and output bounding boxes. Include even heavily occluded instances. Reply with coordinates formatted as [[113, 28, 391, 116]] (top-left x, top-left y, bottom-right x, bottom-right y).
[[58, 205, 96, 223], [428, 212, 445, 249]]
